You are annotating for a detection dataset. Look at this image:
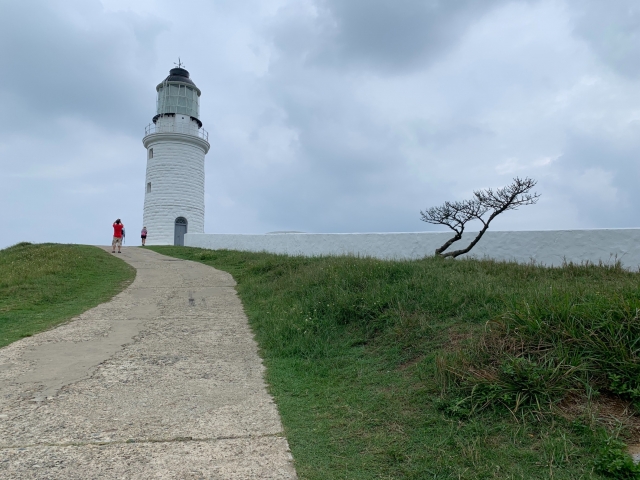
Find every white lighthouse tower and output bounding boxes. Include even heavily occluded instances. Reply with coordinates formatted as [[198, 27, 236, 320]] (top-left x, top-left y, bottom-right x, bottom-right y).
[[142, 64, 210, 245]]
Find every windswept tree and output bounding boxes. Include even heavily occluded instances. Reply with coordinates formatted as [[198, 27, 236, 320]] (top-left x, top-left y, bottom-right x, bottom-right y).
[[420, 177, 540, 258]]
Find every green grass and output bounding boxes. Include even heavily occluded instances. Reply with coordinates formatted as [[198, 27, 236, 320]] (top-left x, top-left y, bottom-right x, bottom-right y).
[[0, 242, 135, 347], [149, 246, 640, 479]]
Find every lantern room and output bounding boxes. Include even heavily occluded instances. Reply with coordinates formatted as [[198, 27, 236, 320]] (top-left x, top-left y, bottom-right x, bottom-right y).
[[155, 67, 201, 119]]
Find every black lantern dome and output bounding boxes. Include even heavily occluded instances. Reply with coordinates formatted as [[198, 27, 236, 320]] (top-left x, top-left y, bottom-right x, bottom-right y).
[[158, 67, 198, 88]]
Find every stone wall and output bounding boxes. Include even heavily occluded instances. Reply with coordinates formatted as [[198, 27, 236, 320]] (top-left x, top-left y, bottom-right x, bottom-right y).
[[184, 229, 640, 270]]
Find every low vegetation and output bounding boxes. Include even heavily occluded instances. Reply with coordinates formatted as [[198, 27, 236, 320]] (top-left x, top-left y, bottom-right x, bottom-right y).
[[150, 246, 640, 479], [0, 242, 135, 348]]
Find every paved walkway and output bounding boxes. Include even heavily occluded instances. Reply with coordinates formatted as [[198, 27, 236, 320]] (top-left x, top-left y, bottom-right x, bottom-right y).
[[0, 247, 297, 479]]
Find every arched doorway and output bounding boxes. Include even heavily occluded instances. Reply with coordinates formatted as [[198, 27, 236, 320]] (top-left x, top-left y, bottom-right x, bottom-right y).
[[174, 217, 188, 246]]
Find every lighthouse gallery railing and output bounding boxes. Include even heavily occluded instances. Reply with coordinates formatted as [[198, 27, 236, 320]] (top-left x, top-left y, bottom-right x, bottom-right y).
[[144, 123, 209, 142]]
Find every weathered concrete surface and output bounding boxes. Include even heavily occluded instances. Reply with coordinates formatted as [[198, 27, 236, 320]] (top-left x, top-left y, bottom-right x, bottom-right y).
[[0, 247, 297, 479]]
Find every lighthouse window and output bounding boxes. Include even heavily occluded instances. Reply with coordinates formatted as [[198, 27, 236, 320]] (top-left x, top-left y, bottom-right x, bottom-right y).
[[148, 148, 153, 159], [147, 182, 151, 193], [157, 84, 200, 118]]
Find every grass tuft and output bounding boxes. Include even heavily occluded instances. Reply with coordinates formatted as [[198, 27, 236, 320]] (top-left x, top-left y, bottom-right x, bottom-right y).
[[442, 281, 640, 417]]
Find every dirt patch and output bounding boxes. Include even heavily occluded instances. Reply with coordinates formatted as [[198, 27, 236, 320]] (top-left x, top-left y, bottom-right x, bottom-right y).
[[443, 327, 476, 352], [595, 396, 640, 442], [628, 444, 640, 454], [559, 394, 640, 443]]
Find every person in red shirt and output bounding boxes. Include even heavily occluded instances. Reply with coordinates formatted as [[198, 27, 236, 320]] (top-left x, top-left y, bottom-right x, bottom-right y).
[[112, 219, 124, 253]]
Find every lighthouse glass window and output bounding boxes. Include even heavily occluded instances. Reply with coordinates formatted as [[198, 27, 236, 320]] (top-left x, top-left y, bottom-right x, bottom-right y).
[[157, 84, 199, 118]]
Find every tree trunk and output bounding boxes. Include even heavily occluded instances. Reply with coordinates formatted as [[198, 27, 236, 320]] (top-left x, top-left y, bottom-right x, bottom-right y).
[[435, 231, 463, 255], [440, 212, 501, 258]]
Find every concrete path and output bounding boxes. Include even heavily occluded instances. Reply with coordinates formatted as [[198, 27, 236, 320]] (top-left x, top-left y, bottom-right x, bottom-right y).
[[0, 247, 297, 479]]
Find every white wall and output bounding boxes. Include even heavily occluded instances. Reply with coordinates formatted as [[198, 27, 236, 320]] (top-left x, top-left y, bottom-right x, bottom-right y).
[[184, 229, 640, 270]]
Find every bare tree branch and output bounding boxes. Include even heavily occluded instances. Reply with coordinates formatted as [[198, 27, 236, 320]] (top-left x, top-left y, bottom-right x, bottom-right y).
[[420, 177, 540, 258]]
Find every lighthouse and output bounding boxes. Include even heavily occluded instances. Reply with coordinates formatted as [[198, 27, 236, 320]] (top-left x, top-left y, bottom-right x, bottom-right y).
[[142, 64, 210, 245]]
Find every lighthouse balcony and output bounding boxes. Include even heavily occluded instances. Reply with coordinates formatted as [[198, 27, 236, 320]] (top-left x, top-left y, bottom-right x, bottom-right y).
[[144, 123, 209, 142]]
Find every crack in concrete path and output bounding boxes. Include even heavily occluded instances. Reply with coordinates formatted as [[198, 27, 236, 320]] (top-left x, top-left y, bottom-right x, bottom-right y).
[[2, 432, 286, 450], [0, 247, 297, 479]]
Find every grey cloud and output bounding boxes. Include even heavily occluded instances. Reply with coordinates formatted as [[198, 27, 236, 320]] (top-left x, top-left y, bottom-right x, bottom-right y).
[[549, 132, 640, 227], [270, 0, 512, 73], [0, 0, 166, 134], [197, 0, 640, 236], [207, 76, 451, 234], [408, 120, 495, 151], [570, 0, 640, 78]]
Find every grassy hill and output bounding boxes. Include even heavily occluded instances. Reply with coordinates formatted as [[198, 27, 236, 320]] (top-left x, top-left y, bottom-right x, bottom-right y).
[[0, 243, 135, 348], [150, 246, 640, 479]]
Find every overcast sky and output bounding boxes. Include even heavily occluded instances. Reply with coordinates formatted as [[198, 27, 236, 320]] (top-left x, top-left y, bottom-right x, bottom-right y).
[[1, 0, 640, 248]]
